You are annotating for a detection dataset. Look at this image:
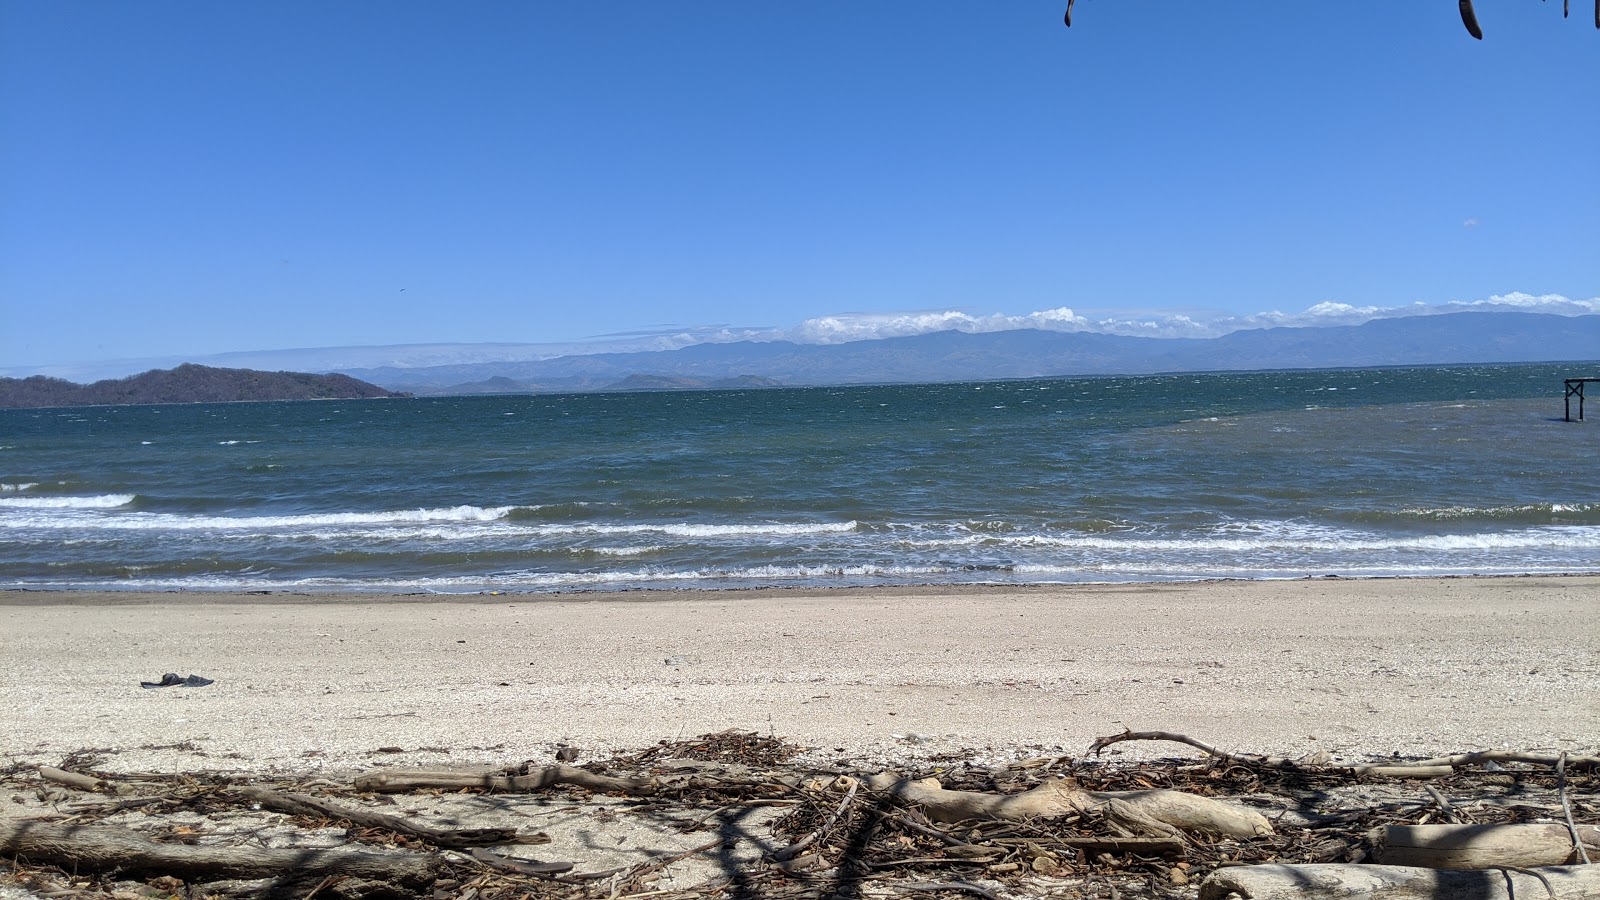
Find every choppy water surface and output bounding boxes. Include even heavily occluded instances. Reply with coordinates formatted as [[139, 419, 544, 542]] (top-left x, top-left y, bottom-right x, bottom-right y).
[[2, 363, 1597, 592]]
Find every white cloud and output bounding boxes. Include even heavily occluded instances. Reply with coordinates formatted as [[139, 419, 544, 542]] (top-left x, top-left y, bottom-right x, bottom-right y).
[[9, 292, 1596, 380], [781, 307, 1091, 344], [628, 293, 1600, 349], [1463, 217, 1480, 228]]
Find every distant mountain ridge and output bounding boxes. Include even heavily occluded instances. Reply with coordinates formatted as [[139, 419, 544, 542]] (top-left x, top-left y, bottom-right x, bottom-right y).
[[0, 363, 406, 409], [348, 312, 1600, 394]]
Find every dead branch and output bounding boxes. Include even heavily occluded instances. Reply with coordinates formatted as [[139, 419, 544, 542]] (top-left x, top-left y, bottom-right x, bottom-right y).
[[894, 881, 1003, 900], [233, 785, 521, 849], [1560, 752, 1595, 865], [1199, 863, 1600, 900], [1088, 729, 1474, 777], [466, 847, 574, 876], [1408, 749, 1600, 770], [353, 764, 657, 795], [0, 817, 441, 887]]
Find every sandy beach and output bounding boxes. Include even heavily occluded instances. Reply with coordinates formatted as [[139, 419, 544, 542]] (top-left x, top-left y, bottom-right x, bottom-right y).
[[3, 576, 1595, 775]]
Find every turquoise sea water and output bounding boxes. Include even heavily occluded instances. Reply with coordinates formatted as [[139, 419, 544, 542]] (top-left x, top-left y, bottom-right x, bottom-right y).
[[2, 363, 1597, 593]]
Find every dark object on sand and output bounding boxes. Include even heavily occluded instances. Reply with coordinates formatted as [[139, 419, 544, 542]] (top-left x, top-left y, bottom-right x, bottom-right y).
[[140, 673, 215, 689]]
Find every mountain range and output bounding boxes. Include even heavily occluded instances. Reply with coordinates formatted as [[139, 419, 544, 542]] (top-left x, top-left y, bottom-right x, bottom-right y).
[[0, 364, 405, 409], [346, 311, 1600, 394]]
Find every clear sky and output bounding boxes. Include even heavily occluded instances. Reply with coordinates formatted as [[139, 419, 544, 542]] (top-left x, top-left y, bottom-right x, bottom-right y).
[[2, 1, 1596, 371]]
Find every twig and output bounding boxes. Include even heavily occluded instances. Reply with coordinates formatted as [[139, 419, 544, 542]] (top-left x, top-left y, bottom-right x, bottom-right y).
[[894, 881, 1002, 900], [467, 848, 574, 876], [564, 837, 726, 884], [1558, 752, 1593, 864], [771, 778, 858, 861], [301, 874, 339, 899], [884, 810, 971, 847], [1424, 785, 1463, 824], [1490, 865, 1558, 900]]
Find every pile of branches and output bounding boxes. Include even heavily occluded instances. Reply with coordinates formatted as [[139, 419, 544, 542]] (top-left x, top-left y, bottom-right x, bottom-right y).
[[2, 730, 1596, 900]]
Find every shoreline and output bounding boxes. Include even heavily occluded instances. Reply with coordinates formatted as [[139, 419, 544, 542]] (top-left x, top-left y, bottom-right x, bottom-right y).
[[6, 568, 1598, 606], [3, 575, 1595, 776]]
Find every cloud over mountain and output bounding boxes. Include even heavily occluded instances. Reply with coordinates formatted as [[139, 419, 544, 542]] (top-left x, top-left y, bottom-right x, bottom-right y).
[[664, 291, 1600, 346]]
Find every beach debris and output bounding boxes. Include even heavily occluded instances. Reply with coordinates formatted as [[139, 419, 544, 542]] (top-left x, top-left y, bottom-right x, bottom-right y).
[[4, 729, 1596, 900], [1199, 862, 1600, 900], [138, 672, 214, 689], [0, 817, 442, 890], [1087, 728, 1600, 777], [1371, 822, 1600, 868], [233, 785, 530, 850], [840, 771, 1273, 837]]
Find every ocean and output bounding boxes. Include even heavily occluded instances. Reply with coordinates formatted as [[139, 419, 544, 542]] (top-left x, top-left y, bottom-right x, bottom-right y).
[[2, 362, 1597, 593]]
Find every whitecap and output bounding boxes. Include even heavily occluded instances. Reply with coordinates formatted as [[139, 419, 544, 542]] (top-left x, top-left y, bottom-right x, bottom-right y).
[[530, 520, 859, 538], [0, 494, 135, 509], [2, 503, 515, 530]]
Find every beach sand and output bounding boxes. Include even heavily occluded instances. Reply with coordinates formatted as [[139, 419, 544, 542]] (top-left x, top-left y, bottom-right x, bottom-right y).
[[2, 576, 1595, 775]]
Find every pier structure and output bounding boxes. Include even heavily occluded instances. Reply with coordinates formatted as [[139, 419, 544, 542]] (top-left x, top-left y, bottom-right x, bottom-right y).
[[1566, 378, 1600, 422]]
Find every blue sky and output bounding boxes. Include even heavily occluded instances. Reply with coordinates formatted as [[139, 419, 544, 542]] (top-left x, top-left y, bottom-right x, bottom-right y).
[[2, 1, 1596, 373]]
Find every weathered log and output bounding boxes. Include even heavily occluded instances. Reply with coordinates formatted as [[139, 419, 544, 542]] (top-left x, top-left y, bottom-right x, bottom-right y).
[[233, 785, 520, 849], [0, 817, 440, 886], [1372, 823, 1600, 869], [1200, 863, 1600, 900], [852, 774, 1273, 838], [353, 764, 655, 795]]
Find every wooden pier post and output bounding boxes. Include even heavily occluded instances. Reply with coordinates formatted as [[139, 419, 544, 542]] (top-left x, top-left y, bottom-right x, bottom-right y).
[[1565, 378, 1599, 422]]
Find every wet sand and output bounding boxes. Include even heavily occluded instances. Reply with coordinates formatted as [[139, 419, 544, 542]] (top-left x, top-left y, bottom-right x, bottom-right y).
[[2, 576, 1595, 774]]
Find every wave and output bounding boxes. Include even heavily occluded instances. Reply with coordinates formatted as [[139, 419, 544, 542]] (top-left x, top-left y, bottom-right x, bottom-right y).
[[0, 503, 516, 529], [1382, 503, 1600, 522], [526, 521, 860, 538], [0, 501, 858, 543], [894, 523, 1600, 554], [0, 483, 40, 492], [0, 493, 136, 509]]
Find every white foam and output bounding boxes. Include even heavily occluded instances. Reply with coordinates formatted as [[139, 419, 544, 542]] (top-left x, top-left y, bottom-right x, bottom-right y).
[[1400, 503, 1598, 519], [0, 494, 135, 509], [530, 521, 859, 538], [1, 503, 515, 529], [0, 483, 40, 492], [588, 545, 666, 557]]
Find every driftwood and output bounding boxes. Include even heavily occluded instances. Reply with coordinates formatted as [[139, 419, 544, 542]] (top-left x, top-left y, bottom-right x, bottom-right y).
[[37, 766, 120, 794], [1091, 730, 1600, 775], [0, 817, 441, 886], [1200, 863, 1600, 900], [233, 785, 524, 849], [1408, 749, 1600, 771], [354, 764, 656, 795], [851, 773, 1274, 838], [1372, 823, 1600, 869], [7, 731, 1595, 900]]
